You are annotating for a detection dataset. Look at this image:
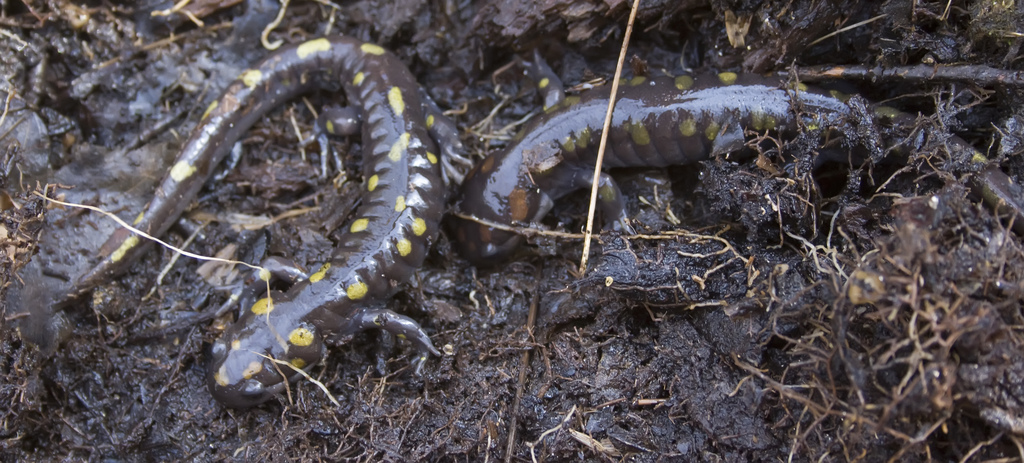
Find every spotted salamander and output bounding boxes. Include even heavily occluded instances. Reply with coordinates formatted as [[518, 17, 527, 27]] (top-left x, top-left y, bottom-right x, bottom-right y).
[[69, 37, 454, 407], [454, 69, 1024, 263]]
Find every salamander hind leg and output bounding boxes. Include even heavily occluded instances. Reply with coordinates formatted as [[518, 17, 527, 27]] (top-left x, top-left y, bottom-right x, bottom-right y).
[[329, 307, 441, 374], [420, 92, 470, 185], [568, 170, 636, 234]]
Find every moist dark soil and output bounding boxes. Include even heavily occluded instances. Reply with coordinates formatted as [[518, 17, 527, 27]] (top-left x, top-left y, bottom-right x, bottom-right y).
[[3, 0, 1024, 461]]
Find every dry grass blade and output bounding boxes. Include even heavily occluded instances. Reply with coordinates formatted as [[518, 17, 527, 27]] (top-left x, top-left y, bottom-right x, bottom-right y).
[[578, 0, 642, 274]]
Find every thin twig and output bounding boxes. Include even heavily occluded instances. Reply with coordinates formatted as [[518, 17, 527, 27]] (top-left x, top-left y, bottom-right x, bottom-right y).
[[807, 14, 887, 47], [259, 353, 341, 407], [579, 0, 641, 274], [142, 222, 208, 301], [504, 264, 542, 463], [795, 63, 1024, 87], [36, 192, 263, 273], [261, 0, 290, 50], [528, 405, 577, 463]]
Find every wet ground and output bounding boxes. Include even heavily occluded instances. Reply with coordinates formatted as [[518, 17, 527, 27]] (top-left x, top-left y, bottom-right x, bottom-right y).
[[2, 0, 1024, 461]]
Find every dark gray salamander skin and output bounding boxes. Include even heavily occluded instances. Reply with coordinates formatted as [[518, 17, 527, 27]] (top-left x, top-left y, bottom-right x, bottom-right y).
[[70, 37, 448, 407], [453, 72, 1018, 264]]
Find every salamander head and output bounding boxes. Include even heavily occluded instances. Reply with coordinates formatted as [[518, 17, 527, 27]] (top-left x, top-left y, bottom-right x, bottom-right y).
[[453, 147, 554, 265], [207, 292, 325, 408]]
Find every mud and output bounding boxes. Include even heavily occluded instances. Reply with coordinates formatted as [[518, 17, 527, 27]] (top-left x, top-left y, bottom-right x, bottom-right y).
[[2, 0, 1024, 461]]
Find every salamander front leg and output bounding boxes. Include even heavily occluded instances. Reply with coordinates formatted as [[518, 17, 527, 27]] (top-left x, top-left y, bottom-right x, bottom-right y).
[[216, 256, 309, 317], [314, 106, 361, 176], [420, 92, 470, 185], [570, 171, 636, 234], [329, 307, 441, 374]]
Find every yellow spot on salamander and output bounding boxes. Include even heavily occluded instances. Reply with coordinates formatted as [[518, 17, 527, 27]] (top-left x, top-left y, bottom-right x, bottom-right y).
[[829, 89, 850, 102], [290, 358, 307, 369], [561, 136, 575, 152], [675, 75, 694, 90], [628, 121, 650, 145], [251, 297, 273, 315], [214, 367, 229, 387], [347, 281, 368, 300], [289, 327, 315, 346], [360, 43, 386, 55], [297, 38, 331, 59], [874, 106, 900, 119], [395, 195, 406, 212], [426, 152, 438, 164], [548, 95, 580, 113], [242, 361, 262, 379], [309, 263, 330, 283], [240, 69, 262, 89], [389, 132, 410, 162], [751, 111, 777, 131], [111, 235, 140, 263], [576, 127, 591, 150], [133, 212, 145, 225], [426, 114, 435, 128], [718, 72, 738, 85], [972, 151, 989, 164], [201, 100, 218, 120], [538, 77, 549, 89], [325, 120, 335, 135], [630, 76, 646, 86], [258, 268, 271, 282], [412, 217, 427, 236], [367, 174, 379, 191], [599, 184, 616, 201], [353, 72, 365, 86], [397, 238, 412, 257], [231, 340, 241, 350], [388, 87, 405, 116], [350, 218, 370, 233], [679, 118, 697, 137], [170, 161, 197, 182], [705, 121, 721, 141]]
